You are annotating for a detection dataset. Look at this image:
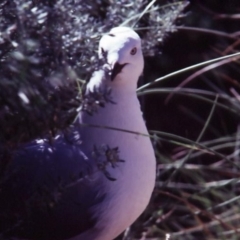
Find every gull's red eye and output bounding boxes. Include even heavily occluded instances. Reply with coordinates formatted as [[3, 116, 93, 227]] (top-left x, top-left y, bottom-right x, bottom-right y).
[[130, 47, 137, 55]]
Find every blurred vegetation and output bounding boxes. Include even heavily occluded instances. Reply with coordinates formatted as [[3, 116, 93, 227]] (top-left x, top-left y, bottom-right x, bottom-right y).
[[0, 0, 186, 145], [2, 0, 240, 239]]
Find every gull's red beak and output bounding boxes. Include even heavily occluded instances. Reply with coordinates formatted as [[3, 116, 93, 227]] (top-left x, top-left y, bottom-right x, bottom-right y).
[[111, 62, 128, 81]]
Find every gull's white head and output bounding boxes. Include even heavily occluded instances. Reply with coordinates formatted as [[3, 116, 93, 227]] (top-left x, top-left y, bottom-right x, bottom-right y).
[[99, 27, 144, 88]]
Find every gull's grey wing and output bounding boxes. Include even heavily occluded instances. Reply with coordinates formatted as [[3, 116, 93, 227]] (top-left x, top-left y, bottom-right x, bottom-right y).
[[0, 132, 107, 240]]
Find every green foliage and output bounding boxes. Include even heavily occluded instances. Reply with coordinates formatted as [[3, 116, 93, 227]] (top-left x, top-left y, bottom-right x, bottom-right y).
[[0, 0, 187, 144]]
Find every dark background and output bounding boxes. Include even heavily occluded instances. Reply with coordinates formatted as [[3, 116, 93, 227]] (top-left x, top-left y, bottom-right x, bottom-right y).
[[135, 1, 240, 239], [144, 0, 240, 142]]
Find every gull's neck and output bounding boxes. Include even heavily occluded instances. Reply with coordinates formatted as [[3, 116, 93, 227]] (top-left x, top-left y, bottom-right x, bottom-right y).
[[80, 72, 145, 143], [77, 71, 156, 240]]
